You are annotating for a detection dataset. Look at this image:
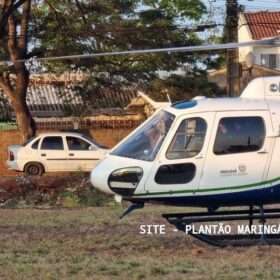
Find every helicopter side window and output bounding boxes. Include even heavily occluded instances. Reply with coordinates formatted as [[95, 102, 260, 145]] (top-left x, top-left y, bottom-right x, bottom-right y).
[[155, 163, 196, 184], [166, 117, 207, 159], [213, 117, 265, 155]]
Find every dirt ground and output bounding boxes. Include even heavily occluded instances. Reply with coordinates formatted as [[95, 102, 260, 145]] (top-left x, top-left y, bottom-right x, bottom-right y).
[[0, 205, 279, 280]]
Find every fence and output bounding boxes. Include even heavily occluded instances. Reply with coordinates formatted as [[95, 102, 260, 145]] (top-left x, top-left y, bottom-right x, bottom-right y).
[[36, 119, 142, 130], [0, 119, 142, 132]]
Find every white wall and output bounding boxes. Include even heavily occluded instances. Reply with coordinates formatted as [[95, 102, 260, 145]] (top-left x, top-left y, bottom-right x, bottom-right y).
[[253, 46, 280, 69], [238, 14, 253, 62]]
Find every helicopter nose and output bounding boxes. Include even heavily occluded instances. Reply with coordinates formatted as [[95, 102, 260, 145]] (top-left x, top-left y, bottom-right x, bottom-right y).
[[90, 156, 144, 197], [90, 162, 115, 195]]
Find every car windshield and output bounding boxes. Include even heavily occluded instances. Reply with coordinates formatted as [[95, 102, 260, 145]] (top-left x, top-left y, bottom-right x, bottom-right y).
[[112, 111, 175, 161]]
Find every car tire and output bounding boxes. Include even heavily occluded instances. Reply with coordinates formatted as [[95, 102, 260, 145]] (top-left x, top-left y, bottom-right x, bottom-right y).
[[24, 162, 44, 176]]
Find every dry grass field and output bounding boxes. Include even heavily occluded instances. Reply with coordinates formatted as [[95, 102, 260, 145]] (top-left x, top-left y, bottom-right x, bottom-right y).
[[0, 205, 280, 280]]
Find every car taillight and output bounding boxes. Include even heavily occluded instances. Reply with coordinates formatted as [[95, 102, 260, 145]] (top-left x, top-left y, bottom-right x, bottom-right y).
[[9, 151, 14, 161]]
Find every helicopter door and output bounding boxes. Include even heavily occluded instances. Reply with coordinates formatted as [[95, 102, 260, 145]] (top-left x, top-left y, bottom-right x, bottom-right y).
[[144, 112, 215, 193], [199, 111, 272, 193]]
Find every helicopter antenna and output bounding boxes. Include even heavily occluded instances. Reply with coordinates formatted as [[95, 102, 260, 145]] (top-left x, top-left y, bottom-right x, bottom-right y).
[[166, 94, 171, 103], [137, 91, 170, 109], [3, 36, 279, 64]]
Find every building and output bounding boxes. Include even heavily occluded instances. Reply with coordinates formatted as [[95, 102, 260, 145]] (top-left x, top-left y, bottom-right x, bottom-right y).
[[0, 73, 162, 130], [0, 73, 138, 120], [238, 11, 280, 69], [209, 11, 280, 94], [209, 64, 280, 93]]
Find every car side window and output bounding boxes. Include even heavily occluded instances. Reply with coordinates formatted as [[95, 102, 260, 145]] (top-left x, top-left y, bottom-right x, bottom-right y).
[[41, 137, 64, 150], [66, 136, 91, 151], [166, 117, 207, 159], [31, 139, 40, 150], [213, 116, 265, 155]]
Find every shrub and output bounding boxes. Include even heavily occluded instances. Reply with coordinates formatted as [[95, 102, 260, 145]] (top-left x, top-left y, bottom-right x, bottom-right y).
[[77, 184, 110, 207], [58, 191, 80, 208]]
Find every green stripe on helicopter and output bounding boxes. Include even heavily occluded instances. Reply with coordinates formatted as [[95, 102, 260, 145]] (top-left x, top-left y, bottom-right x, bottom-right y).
[[132, 176, 280, 197]]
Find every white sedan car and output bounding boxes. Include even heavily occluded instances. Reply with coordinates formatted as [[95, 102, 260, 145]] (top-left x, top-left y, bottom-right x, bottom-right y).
[[7, 132, 109, 176]]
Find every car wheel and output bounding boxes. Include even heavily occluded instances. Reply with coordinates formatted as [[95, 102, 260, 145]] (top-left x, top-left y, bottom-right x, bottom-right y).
[[24, 162, 44, 176]]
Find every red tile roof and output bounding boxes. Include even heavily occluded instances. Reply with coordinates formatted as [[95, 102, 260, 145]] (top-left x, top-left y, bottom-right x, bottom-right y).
[[243, 12, 280, 40]]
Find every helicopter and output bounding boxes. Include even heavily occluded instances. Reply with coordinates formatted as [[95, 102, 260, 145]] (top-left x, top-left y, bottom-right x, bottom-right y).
[[85, 37, 280, 247], [10, 35, 280, 246]]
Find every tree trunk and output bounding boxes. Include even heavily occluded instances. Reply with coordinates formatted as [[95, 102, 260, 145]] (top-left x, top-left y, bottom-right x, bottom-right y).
[[0, 0, 36, 142], [13, 59, 36, 142], [0, 75, 36, 142], [10, 94, 36, 142]]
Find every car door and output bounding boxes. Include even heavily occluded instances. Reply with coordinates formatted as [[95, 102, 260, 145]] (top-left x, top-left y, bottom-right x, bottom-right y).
[[144, 112, 216, 194], [66, 136, 102, 171], [199, 111, 273, 193], [39, 136, 68, 171]]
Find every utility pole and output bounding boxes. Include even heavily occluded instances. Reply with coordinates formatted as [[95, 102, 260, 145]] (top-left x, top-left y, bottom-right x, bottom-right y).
[[225, 0, 240, 97]]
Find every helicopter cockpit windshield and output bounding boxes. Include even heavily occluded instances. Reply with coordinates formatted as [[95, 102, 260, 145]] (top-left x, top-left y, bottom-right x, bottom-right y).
[[112, 111, 175, 161]]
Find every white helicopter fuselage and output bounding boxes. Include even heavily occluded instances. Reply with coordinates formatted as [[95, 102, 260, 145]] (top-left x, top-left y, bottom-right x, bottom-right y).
[[91, 76, 280, 209]]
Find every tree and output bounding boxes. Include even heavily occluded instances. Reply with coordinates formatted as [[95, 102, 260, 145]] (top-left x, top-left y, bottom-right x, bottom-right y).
[[0, 0, 218, 140], [0, 0, 36, 141], [148, 70, 224, 103]]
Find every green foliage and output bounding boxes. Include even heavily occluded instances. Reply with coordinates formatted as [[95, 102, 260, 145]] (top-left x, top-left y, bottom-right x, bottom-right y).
[[58, 191, 80, 208], [0, 94, 12, 121], [17, 198, 36, 209], [77, 184, 111, 207], [153, 0, 207, 20], [26, 0, 220, 107], [151, 264, 169, 275], [0, 0, 224, 113], [0, 122, 17, 130], [1, 198, 18, 208], [148, 70, 225, 102]]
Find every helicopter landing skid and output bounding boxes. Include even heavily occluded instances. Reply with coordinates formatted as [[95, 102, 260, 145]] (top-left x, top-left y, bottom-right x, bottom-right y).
[[163, 206, 280, 247]]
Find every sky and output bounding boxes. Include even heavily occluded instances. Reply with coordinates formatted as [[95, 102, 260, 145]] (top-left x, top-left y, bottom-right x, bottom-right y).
[[203, 0, 280, 25], [196, 0, 280, 39]]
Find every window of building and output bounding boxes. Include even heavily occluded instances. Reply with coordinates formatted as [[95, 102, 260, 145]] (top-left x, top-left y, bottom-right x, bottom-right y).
[[155, 163, 196, 184], [66, 136, 91, 150], [166, 117, 207, 159], [213, 117, 265, 155], [41, 137, 64, 150], [261, 54, 279, 69]]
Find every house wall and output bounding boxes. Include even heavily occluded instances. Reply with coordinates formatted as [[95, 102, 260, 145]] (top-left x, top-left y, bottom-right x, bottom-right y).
[[238, 14, 253, 62], [208, 65, 280, 94], [253, 46, 280, 69], [238, 14, 280, 69]]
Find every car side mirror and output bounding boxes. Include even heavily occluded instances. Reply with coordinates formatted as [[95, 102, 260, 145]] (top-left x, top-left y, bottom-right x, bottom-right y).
[[89, 146, 97, 151]]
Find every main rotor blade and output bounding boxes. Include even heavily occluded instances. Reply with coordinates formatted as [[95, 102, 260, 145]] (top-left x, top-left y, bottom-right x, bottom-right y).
[[13, 36, 280, 63]]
